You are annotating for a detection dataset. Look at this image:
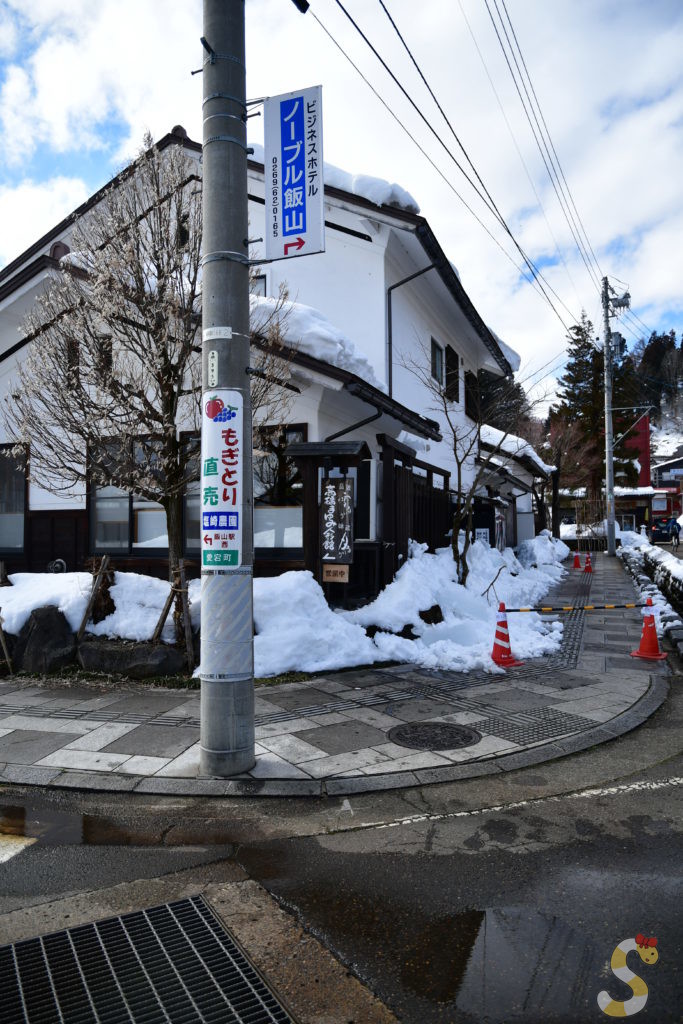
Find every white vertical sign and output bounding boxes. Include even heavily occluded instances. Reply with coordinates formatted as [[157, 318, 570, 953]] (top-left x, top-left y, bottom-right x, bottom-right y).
[[200, 389, 243, 569], [264, 85, 324, 261]]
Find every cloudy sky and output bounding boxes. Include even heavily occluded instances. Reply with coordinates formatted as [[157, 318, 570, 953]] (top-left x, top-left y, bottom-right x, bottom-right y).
[[1, 0, 681, 401]]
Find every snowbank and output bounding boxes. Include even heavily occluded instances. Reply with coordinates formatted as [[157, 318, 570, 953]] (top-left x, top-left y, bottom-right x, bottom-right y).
[[480, 424, 555, 476], [250, 294, 383, 389], [248, 142, 419, 214], [1, 534, 569, 678]]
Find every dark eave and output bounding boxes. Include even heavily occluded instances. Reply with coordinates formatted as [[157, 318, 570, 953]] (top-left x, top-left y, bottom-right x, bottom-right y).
[[286, 440, 371, 462], [478, 439, 550, 480], [288, 347, 441, 442], [475, 456, 532, 493]]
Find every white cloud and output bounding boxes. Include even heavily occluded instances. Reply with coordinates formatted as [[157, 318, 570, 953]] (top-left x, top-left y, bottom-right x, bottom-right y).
[[0, 0, 681, 389], [0, 176, 89, 267]]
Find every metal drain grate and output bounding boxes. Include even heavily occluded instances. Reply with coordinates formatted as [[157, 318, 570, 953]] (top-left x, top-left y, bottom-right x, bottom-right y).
[[475, 707, 597, 745], [0, 894, 295, 1024]]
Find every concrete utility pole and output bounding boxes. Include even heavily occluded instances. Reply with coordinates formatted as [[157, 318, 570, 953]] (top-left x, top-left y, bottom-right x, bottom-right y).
[[199, 0, 255, 776], [602, 275, 616, 557]]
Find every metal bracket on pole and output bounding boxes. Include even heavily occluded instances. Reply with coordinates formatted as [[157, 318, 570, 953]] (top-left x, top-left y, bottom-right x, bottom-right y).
[[201, 250, 249, 266]]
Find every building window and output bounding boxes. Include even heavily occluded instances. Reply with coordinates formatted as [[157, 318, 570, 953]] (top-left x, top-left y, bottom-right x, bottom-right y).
[[254, 424, 306, 551], [0, 446, 26, 551], [431, 338, 443, 384], [445, 345, 459, 402], [90, 437, 198, 556], [465, 370, 479, 421], [250, 274, 267, 297]]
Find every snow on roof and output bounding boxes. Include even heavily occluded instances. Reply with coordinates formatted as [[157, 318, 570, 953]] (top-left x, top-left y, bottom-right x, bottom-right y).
[[480, 424, 555, 476], [250, 294, 383, 389], [560, 486, 662, 498], [487, 328, 521, 372], [248, 142, 419, 214]]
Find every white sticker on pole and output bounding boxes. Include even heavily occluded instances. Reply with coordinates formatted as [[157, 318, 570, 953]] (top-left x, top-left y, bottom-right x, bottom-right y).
[[264, 85, 324, 262], [200, 389, 243, 569]]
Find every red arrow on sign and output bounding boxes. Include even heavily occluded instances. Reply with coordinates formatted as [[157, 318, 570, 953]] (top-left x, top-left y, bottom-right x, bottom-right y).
[[284, 237, 305, 255], [203, 534, 212, 545]]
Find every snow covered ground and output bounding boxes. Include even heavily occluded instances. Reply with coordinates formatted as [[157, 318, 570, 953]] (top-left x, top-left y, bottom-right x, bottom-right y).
[[0, 534, 570, 678]]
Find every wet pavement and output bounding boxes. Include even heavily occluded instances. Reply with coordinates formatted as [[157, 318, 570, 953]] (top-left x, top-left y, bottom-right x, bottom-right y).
[[0, 553, 673, 795]]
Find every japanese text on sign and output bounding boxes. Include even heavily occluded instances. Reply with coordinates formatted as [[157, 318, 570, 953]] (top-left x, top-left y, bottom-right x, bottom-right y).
[[264, 85, 324, 261], [200, 389, 243, 569], [320, 478, 354, 565]]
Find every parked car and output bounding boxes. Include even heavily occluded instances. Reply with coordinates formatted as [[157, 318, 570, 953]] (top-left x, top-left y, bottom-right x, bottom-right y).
[[650, 517, 680, 542]]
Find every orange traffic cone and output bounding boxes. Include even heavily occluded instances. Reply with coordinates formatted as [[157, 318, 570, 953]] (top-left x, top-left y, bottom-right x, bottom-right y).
[[583, 551, 593, 574], [573, 550, 582, 569], [630, 598, 667, 661], [491, 602, 524, 668]]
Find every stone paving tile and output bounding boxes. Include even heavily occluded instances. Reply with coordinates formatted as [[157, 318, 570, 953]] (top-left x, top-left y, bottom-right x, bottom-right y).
[[254, 716, 317, 739], [361, 751, 452, 774], [250, 752, 314, 780], [296, 721, 389, 756], [69, 696, 122, 711], [260, 687, 340, 711], [302, 748, 390, 778], [61, 722, 141, 752], [0, 729, 82, 764], [96, 694, 192, 716], [440, 711, 489, 725], [337, 707, 398, 731], [155, 742, 200, 777], [0, 712, 105, 737], [117, 755, 171, 775], [257, 733, 328, 764], [303, 712, 353, 727], [253, 697, 288, 715], [307, 678, 349, 694], [103, 724, 200, 758], [0, 764, 63, 785], [36, 749, 132, 772], [389, 698, 455, 723], [157, 701, 200, 719], [479, 688, 558, 711]]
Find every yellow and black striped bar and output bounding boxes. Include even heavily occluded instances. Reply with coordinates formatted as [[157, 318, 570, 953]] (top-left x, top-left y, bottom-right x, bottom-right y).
[[505, 603, 644, 613]]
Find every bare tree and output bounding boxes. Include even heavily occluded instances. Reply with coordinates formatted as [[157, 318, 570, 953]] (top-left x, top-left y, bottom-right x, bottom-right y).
[[2, 135, 292, 578], [404, 349, 548, 584]]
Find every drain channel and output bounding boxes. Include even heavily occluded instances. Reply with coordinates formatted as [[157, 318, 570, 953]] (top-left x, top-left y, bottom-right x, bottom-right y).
[[0, 894, 295, 1023]]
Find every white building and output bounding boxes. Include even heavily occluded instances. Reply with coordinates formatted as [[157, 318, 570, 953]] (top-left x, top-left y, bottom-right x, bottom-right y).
[[0, 126, 547, 598]]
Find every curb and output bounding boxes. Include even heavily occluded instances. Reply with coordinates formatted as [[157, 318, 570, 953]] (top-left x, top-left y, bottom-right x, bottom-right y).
[[0, 673, 670, 798]]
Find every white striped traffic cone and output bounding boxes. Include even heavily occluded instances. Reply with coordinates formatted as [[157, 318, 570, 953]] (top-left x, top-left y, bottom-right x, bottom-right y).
[[491, 602, 524, 668]]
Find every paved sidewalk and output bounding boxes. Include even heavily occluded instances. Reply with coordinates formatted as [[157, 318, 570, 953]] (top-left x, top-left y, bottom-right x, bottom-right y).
[[0, 553, 670, 796]]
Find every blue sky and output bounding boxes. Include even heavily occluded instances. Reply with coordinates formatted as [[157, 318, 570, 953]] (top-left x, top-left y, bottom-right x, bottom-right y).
[[1, 0, 681, 397]]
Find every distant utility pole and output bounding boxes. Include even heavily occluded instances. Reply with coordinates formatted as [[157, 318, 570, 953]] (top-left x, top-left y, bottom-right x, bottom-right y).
[[199, 0, 255, 776], [602, 275, 630, 558]]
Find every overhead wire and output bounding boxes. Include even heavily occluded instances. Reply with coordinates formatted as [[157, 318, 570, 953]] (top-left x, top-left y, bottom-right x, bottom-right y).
[[455, 0, 583, 311], [497, 0, 604, 282], [483, 0, 602, 295], [308, 8, 560, 315], [325, 0, 574, 329]]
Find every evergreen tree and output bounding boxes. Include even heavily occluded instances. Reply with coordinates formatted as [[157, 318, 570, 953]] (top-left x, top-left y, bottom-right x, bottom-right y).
[[553, 313, 639, 499]]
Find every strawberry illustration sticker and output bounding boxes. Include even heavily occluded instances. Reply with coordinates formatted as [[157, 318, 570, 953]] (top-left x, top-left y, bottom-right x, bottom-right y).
[[200, 389, 243, 568]]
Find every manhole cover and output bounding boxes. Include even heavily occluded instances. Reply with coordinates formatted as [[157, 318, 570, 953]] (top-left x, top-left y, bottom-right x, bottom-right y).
[[387, 722, 482, 750]]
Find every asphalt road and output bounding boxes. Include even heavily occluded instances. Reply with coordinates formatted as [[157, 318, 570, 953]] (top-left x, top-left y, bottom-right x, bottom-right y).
[[1, 672, 682, 1024]]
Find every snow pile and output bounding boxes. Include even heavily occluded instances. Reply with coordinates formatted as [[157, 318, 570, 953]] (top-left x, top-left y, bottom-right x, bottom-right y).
[[340, 538, 566, 673], [2, 534, 568, 678], [0, 571, 187, 643], [488, 328, 521, 372], [248, 142, 419, 214], [650, 423, 683, 461], [480, 424, 555, 476], [252, 572, 378, 677], [250, 294, 383, 389]]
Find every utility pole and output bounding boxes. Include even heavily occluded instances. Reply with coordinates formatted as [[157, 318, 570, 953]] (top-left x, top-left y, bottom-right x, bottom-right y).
[[602, 276, 616, 557], [199, 0, 255, 776]]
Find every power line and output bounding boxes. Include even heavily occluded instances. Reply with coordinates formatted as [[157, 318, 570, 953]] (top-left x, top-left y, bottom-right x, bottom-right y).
[[456, 0, 583, 311], [308, 8, 559, 314], [483, 0, 602, 295], [497, 0, 604, 281], [327, 0, 573, 329]]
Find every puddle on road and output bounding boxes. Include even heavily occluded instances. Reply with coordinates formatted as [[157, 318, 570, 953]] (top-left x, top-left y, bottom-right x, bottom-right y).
[[1, 804, 162, 847]]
